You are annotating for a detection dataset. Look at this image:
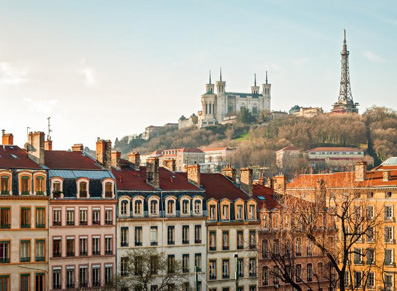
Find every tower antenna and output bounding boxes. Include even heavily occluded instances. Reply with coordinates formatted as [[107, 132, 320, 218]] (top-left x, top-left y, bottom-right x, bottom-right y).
[[47, 117, 52, 141]]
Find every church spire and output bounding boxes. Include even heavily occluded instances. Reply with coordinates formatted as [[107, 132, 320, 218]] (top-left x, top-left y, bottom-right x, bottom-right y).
[[254, 73, 257, 86], [209, 70, 212, 84], [220, 67, 222, 82], [266, 71, 268, 84]]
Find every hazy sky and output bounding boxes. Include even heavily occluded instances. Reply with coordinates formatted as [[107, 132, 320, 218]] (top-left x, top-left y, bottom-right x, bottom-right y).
[[1, 0, 396, 150]]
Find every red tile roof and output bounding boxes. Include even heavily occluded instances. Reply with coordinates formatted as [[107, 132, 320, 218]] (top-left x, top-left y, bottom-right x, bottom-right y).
[[252, 184, 279, 210], [0, 146, 42, 169], [159, 168, 201, 191], [44, 151, 102, 170], [200, 173, 249, 200], [201, 147, 233, 152], [309, 147, 363, 152]]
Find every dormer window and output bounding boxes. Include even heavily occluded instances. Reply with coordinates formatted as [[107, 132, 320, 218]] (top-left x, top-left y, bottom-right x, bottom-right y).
[[121, 200, 128, 215], [52, 181, 62, 198], [134, 200, 143, 215], [105, 182, 113, 198], [79, 182, 88, 198], [249, 205, 256, 220], [35, 176, 45, 195], [236, 205, 243, 220], [167, 200, 175, 215], [222, 204, 229, 220], [1, 176, 10, 195], [209, 205, 216, 220], [21, 176, 30, 195], [182, 200, 189, 215], [194, 200, 202, 215], [150, 200, 158, 215]]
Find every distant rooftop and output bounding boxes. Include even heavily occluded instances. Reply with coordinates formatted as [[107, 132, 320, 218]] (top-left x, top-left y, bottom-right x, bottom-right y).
[[382, 157, 397, 166]]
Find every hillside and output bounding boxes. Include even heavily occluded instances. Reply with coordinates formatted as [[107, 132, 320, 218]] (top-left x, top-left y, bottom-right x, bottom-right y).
[[114, 106, 397, 174]]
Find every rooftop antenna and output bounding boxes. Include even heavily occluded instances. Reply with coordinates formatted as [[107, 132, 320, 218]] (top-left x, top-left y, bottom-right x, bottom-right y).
[[26, 127, 30, 139], [47, 117, 52, 141]]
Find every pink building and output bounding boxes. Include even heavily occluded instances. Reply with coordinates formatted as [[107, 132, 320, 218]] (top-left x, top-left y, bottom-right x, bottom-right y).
[[45, 146, 117, 290]]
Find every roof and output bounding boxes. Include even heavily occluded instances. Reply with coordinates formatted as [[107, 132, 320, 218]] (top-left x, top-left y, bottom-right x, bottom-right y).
[[309, 147, 363, 152], [49, 170, 114, 180], [112, 167, 155, 191], [252, 184, 279, 210], [381, 157, 397, 166], [226, 92, 261, 98], [44, 151, 103, 170], [200, 173, 249, 200], [0, 145, 42, 169], [201, 147, 234, 152], [277, 146, 299, 152]]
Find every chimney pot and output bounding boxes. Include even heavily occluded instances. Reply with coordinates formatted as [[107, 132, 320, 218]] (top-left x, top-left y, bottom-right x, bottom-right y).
[[111, 151, 121, 168], [355, 161, 367, 182], [128, 151, 141, 171], [2, 132, 14, 146], [146, 157, 160, 188], [187, 164, 201, 186], [96, 139, 112, 169], [383, 170, 391, 182], [162, 159, 176, 172], [222, 166, 236, 182], [71, 143, 83, 152], [240, 168, 253, 195]]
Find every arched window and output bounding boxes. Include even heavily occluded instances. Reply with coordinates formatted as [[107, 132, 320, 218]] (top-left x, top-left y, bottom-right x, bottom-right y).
[[150, 200, 158, 215], [182, 200, 189, 214], [272, 214, 279, 229], [21, 176, 30, 195], [121, 200, 128, 215], [35, 176, 45, 195], [167, 200, 175, 215], [194, 200, 201, 214], [262, 239, 268, 258], [135, 200, 142, 215], [262, 266, 269, 286], [1, 175, 10, 194], [79, 182, 88, 198], [52, 181, 62, 198], [295, 238, 302, 256], [105, 182, 113, 198]]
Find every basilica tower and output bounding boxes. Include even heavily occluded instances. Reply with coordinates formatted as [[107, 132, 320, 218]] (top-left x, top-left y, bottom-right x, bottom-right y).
[[262, 71, 271, 112]]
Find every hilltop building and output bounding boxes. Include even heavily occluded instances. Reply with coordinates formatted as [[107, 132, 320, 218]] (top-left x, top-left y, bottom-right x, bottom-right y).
[[198, 70, 271, 128]]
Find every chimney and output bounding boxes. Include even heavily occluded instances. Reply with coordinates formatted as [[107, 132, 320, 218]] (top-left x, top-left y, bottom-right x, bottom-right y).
[[240, 168, 253, 195], [272, 175, 286, 194], [222, 166, 236, 182], [2, 131, 14, 146], [96, 138, 112, 169], [111, 151, 121, 169], [44, 140, 53, 151], [146, 157, 160, 189], [128, 151, 141, 171], [162, 159, 176, 172], [187, 164, 201, 186], [355, 161, 367, 182], [27, 131, 45, 164], [383, 170, 391, 182], [266, 177, 274, 189], [71, 144, 84, 152]]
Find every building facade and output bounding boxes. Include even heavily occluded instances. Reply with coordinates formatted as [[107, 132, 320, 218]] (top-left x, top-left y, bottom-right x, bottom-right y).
[[198, 71, 271, 128]]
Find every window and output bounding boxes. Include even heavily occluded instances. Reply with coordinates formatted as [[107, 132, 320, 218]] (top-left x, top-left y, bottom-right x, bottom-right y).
[[209, 205, 216, 220], [209, 260, 216, 279], [237, 259, 243, 277], [79, 209, 87, 225], [295, 238, 302, 256], [121, 227, 128, 247], [92, 237, 100, 255], [273, 239, 280, 255], [249, 204, 255, 219], [20, 274, 30, 291], [249, 230, 256, 249], [135, 227, 142, 246], [385, 205, 394, 220], [105, 265, 113, 285], [182, 225, 189, 244], [386, 191, 392, 198], [307, 264, 313, 282], [150, 226, 158, 245], [80, 237, 88, 255], [105, 209, 113, 225], [307, 241, 313, 256], [32, 240, 45, 263], [385, 226, 394, 242], [105, 182, 113, 198], [354, 248, 363, 264], [20, 240, 31, 262], [236, 231, 244, 249], [222, 259, 229, 279], [262, 266, 269, 285], [236, 205, 243, 220], [249, 286, 256, 291], [121, 200, 128, 215], [66, 267, 75, 289], [0, 207, 10, 229], [79, 182, 88, 198], [182, 200, 189, 215], [52, 181, 62, 198], [222, 231, 229, 250], [182, 254, 189, 273], [35, 273, 45, 291], [367, 226, 374, 242], [66, 209, 74, 226], [195, 225, 201, 243], [273, 266, 279, 285], [209, 231, 216, 251], [150, 200, 158, 215], [295, 264, 302, 282], [35, 176, 45, 195], [167, 255, 175, 273], [167, 226, 175, 245], [53, 209, 61, 226], [92, 209, 100, 225], [249, 258, 256, 276], [167, 200, 174, 215], [67, 238, 75, 256], [194, 200, 201, 214], [53, 268, 61, 289], [0, 176, 10, 194], [195, 253, 202, 272], [79, 266, 88, 288], [121, 257, 129, 276], [135, 200, 142, 215], [150, 255, 158, 274], [21, 176, 30, 195], [354, 271, 362, 288], [385, 249, 394, 265], [367, 272, 375, 289], [105, 237, 113, 255], [183, 282, 190, 291], [385, 274, 393, 290], [92, 266, 100, 287], [222, 204, 229, 220], [21, 207, 31, 228], [261, 239, 268, 258], [53, 238, 61, 257]]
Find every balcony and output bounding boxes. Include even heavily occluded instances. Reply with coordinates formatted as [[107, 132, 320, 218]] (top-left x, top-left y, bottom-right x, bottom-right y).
[[195, 239, 201, 244], [53, 221, 61, 226], [135, 242, 142, 247], [222, 246, 229, 251], [92, 220, 100, 225], [168, 241, 175, 245], [93, 281, 100, 287], [222, 274, 229, 279], [53, 191, 62, 199], [150, 241, 158, 246], [209, 275, 216, 280], [80, 282, 88, 288], [0, 191, 9, 195], [209, 246, 216, 251], [182, 240, 189, 245], [36, 191, 44, 196]]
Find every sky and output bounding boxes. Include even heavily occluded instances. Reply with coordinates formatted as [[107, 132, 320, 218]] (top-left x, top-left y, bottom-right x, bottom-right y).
[[0, 0, 396, 150]]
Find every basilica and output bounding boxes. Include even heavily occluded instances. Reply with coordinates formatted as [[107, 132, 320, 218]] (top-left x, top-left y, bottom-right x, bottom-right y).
[[198, 70, 271, 127]]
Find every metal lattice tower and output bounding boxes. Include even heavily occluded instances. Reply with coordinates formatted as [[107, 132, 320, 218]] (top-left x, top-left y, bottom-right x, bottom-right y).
[[332, 30, 358, 113]]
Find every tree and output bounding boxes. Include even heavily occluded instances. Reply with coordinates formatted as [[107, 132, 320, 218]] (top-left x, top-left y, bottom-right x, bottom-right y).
[[109, 249, 188, 291], [238, 107, 256, 124]]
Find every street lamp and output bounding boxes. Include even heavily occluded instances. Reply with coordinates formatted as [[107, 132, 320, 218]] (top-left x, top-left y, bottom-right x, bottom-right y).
[[234, 253, 239, 291]]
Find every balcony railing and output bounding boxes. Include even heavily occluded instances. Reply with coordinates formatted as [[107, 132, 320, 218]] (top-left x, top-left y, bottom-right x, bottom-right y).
[[67, 252, 75, 257], [0, 223, 10, 229], [53, 283, 61, 289], [195, 239, 201, 244], [79, 221, 87, 226], [209, 246, 216, 251], [80, 251, 87, 256], [121, 242, 128, 247], [53, 221, 61, 226], [36, 224, 45, 228], [93, 220, 100, 225], [20, 257, 30, 262], [66, 221, 74, 226], [93, 250, 100, 255], [53, 252, 61, 257], [0, 257, 10, 263], [36, 256, 45, 262], [209, 275, 216, 280], [105, 250, 112, 255], [182, 240, 189, 244], [105, 220, 113, 225], [151, 241, 158, 246], [21, 223, 30, 228], [93, 281, 100, 287], [66, 283, 74, 289], [80, 282, 88, 288]]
